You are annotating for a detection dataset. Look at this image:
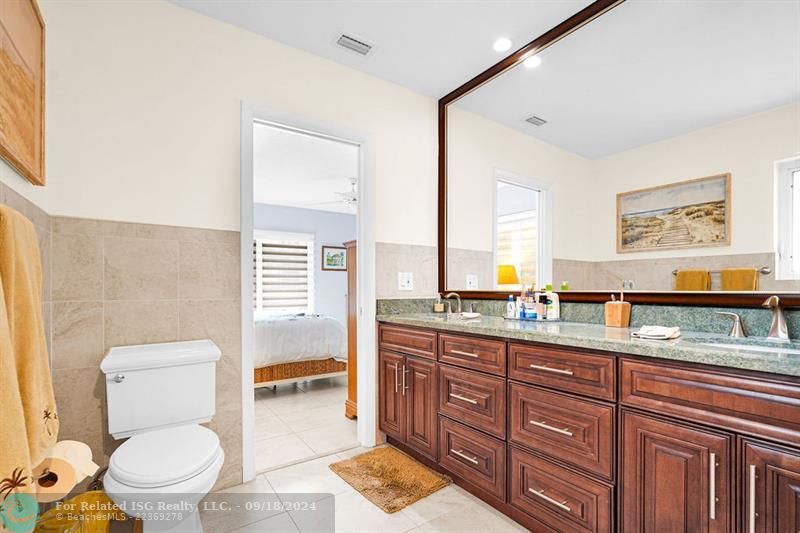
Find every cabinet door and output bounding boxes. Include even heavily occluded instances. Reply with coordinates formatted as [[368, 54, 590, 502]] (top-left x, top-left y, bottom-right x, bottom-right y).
[[621, 410, 732, 533], [378, 350, 405, 441], [741, 439, 800, 533], [405, 356, 438, 460]]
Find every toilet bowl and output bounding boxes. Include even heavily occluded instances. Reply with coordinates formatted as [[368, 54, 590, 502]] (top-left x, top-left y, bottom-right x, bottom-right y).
[[103, 424, 224, 533]]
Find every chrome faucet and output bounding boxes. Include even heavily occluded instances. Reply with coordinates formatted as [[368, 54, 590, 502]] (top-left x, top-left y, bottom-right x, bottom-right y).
[[442, 292, 462, 314], [715, 312, 746, 338], [763, 295, 789, 341]]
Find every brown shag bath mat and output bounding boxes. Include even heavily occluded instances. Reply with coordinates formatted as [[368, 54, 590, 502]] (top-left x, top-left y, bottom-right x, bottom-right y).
[[329, 446, 450, 513]]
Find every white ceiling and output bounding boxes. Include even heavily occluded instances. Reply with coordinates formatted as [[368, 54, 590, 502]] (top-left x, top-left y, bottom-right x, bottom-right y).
[[168, 0, 591, 97], [456, 0, 800, 158], [253, 123, 359, 214]]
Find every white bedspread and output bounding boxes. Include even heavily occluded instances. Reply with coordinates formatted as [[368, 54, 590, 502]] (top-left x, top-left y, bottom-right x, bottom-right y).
[[253, 313, 347, 367]]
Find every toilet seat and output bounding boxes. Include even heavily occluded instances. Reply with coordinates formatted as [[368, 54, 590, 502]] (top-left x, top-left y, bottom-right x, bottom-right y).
[[109, 425, 221, 488]]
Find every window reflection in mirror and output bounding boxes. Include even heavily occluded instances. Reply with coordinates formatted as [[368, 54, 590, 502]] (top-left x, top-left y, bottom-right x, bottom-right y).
[[495, 178, 545, 292]]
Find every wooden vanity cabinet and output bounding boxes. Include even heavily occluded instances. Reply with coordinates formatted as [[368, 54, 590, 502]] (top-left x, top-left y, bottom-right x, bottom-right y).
[[740, 438, 800, 533], [378, 322, 800, 533], [620, 410, 732, 533], [378, 348, 437, 460]]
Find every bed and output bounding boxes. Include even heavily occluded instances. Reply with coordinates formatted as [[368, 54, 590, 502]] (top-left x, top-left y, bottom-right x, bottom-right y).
[[253, 313, 347, 387]]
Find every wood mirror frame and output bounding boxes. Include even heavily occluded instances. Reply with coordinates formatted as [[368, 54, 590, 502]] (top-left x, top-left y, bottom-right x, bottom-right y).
[[437, 0, 800, 307]]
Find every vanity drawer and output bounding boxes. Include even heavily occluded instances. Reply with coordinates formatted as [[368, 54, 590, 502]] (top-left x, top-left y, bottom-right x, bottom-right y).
[[509, 382, 614, 480], [438, 333, 506, 376], [510, 446, 613, 533], [378, 324, 437, 360], [439, 364, 506, 438], [438, 416, 506, 500], [620, 359, 800, 446], [509, 343, 616, 401]]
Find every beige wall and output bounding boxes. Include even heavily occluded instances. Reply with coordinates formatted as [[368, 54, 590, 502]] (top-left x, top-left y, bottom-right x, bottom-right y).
[[39, 0, 438, 248]]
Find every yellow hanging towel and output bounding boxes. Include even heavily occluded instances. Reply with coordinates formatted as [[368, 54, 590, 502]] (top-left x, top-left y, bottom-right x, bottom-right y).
[[720, 268, 759, 291], [674, 269, 711, 291], [0, 205, 59, 524]]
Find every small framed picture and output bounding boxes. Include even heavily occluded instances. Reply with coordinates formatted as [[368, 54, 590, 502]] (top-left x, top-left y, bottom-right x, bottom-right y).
[[321, 246, 347, 271]]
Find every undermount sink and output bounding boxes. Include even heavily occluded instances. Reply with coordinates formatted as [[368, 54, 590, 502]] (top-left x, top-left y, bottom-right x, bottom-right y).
[[447, 312, 481, 320], [684, 337, 800, 356]]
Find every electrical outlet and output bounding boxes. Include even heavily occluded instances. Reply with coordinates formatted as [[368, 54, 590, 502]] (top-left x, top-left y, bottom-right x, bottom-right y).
[[398, 272, 414, 291], [466, 274, 478, 289]]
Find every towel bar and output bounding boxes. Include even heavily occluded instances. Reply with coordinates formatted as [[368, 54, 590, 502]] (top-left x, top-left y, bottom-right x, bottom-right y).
[[671, 266, 772, 276]]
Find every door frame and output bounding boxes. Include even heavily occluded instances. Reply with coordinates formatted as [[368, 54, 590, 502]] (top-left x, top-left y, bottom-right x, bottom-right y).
[[239, 101, 378, 482]]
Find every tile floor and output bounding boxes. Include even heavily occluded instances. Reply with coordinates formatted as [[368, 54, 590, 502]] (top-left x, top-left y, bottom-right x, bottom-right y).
[[202, 446, 527, 533], [254, 376, 358, 472]]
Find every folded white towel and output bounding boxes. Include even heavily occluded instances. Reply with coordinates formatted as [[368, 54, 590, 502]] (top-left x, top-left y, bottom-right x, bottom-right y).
[[632, 325, 681, 340]]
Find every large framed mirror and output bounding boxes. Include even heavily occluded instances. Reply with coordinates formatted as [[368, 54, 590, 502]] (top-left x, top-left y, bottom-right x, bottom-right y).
[[439, 0, 800, 305]]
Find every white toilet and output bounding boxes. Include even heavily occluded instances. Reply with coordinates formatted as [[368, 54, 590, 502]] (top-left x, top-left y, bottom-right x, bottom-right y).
[[100, 340, 224, 533]]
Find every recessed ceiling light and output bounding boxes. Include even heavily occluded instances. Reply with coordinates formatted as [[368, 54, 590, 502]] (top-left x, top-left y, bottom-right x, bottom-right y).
[[493, 37, 513, 52], [523, 55, 542, 69]]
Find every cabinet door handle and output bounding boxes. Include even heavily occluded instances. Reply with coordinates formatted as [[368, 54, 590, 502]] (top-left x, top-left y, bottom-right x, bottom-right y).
[[450, 393, 478, 405], [393, 362, 399, 393], [402, 365, 408, 395], [529, 364, 574, 376], [709, 452, 717, 520], [451, 449, 479, 465], [528, 488, 571, 513], [530, 420, 573, 437], [748, 464, 756, 533], [451, 349, 479, 358]]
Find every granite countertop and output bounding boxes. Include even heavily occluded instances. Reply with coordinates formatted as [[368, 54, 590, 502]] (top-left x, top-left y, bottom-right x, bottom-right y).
[[377, 313, 800, 378]]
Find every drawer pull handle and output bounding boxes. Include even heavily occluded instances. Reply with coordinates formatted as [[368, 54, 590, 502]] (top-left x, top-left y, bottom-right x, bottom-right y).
[[748, 464, 756, 533], [529, 364, 574, 376], [528, 488, 571, 513], [393, 363, 399, 393], [450, 393, 478, 405], [530, 420, 573, 437], [451, 449, 479, 465], [402, 365, 409, 396], [451, 349, 480, 358], [709, 452, 717, 520]]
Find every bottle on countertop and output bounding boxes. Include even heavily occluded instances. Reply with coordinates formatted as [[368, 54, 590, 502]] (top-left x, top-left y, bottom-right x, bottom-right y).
[[506, 295, 515, 318], [545, 284, 560, 321]]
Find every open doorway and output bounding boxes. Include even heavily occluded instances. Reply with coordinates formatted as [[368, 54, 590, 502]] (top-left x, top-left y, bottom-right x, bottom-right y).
[[249, 121, 360, 472]]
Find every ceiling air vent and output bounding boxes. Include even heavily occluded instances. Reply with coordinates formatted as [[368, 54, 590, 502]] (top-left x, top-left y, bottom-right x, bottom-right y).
[[525, 115, 548, 127], [336, 34, 373, 56]]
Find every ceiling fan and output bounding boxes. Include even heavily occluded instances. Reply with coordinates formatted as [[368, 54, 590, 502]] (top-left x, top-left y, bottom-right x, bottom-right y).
[[308, 177, 358, 208]]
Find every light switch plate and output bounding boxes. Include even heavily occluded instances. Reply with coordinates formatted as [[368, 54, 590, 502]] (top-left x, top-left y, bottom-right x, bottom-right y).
[[466, 274, 479, 289], [398, 272, 414, 291]]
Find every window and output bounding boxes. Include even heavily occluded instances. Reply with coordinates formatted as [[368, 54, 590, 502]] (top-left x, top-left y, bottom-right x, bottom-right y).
[[253, 231, 314, 314], [495, 175, 551, 290], [776, 157, 800, 280]]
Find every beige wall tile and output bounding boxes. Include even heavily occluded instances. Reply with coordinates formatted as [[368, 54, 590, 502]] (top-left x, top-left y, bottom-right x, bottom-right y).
[[178, 299, 241, 356], [104, 237, 178, 300], [52, 367, 106, 438], [376, 242, 438, 298], [52, 233, 103, 301], [104, 300, 179, 349], [179, 240, 239, 299], [53, 301, 105, 370], [51, 216, 106, 236], [206, 406, 243, 490], [215, 355, 243, 413]]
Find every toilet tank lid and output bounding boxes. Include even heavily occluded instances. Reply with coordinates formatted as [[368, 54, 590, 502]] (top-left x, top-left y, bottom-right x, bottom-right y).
[[101, 340, 221, 373]]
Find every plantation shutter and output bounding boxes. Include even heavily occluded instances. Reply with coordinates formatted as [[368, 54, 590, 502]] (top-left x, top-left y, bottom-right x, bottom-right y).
[[253, 234, 314, 314]]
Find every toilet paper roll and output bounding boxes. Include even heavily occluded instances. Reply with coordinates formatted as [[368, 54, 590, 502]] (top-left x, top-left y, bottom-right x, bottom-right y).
[[32, 457, 78, 503], [50, 440, 99, 480]]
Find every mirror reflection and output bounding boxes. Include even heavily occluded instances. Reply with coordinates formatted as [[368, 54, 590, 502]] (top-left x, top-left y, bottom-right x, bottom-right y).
[[445, 0, 800, 293]]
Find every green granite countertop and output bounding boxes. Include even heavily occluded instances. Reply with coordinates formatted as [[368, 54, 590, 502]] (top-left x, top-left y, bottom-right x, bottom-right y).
[[377, 313, 800, 378]]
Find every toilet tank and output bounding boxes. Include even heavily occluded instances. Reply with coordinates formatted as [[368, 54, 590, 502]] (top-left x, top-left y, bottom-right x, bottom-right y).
[[101, 340, 222, 439]]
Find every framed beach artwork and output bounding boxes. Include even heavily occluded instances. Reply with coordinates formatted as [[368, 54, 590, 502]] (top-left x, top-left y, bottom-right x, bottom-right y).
[[617, 173, 731, 253], [321, 246, 347, 271], [0, 0, 45, 186]]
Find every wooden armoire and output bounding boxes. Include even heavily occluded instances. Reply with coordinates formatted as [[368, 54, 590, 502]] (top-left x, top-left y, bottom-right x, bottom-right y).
[[343, 240, 357, 418]]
